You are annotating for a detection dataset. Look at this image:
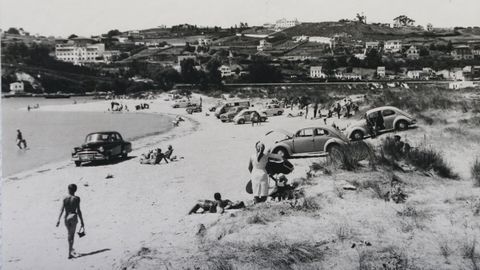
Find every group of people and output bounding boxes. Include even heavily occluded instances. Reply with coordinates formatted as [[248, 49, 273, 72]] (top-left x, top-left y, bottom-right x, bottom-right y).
[[172, 116, 185, 127], [135, 103, 150, 110], [109, 102, 128, 112], [140, 145, 175, 165], [27, 104, 40, 111], [250, 111, 262, 126]]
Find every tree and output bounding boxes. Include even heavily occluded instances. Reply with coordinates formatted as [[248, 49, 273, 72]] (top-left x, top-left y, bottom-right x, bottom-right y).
[[180, 58, 199, 84], [107, 29, 122, 37], [356, 13, 366, 24], [364, 48, 382, 68], [6, 27, 19, 34], [68, 34, 78, 39], [247, 58, 282, 83], [183, 42, 195, 53], [205, 58, 222, 85], [394, 15, 415, 27], [323, 57, 336, 76]]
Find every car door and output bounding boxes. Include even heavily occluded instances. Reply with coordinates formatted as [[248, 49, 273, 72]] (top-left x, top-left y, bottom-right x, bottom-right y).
[[109, 133, 122, 156], [382, 109, 397, 130], [292, 128, 315, 153], [244, 111, 252, 122], [314, 128, 330, 152]]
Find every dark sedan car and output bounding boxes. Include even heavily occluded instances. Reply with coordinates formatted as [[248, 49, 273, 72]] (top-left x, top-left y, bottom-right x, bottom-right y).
[[72, 131, 132, 166]]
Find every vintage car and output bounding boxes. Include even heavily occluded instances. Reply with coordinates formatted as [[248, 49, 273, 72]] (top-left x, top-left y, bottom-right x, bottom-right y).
[[263, 126, 349, 158], [72, 131, 132, 166], [233, 109, 268, 124], [214, 99, 251, 118], [345, 106, 417, 140], [259, 103, 284, 116], [186, 104, 202, 114], [219, 106, 248, 122]]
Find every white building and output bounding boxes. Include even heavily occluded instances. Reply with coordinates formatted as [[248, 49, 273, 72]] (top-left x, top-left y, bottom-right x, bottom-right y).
[[449, 81, 475, 90], [10, 82, 24, 93], [275, 18, 300, 29], [55, 43, 105, 65], [219, 65, 233, 77], [377, 66, 386, 78], [384, 40, 402, 53], [310, 66, 326, 78], [365, 41, 380, 50], [198, 38, 213, 46], [257, 39, 272, 51], [407, 70, 422, 79], [308, 36, 332, 46]]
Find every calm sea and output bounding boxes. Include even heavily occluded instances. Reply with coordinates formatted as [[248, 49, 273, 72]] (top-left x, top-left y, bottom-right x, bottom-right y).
[[1, 97, 174, 177]]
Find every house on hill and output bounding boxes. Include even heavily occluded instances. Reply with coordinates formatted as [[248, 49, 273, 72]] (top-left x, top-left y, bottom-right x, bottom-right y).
[[310, 66, 326, 78], [275, 18, 300, 30], [377, 66, 386, 78], [365, 41, 380, 51], [406, 45, 420, 60], [257, 39, 272, 51], [451, 46, 474, 60], [10, 82, 24, 93], [384, 40, 402, 53]]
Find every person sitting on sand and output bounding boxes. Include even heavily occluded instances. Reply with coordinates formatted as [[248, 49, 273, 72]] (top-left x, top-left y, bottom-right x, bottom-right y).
[[163, 145, 175, 161], [154, 148, 170, 164], [188, 192, 245, 215]]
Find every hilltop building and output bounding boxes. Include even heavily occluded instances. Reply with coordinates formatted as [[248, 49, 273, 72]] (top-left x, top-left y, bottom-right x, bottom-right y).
[[406, 45, 420, 60], [257, 39, 272, 51], [451, 46, 474, 60], [275, 18, 300, 30]]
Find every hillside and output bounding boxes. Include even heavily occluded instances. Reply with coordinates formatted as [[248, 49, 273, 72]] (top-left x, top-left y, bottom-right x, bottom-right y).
[[282, 21, 459, 41]]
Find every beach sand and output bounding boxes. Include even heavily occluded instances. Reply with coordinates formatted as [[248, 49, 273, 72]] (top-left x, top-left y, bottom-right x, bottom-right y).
[[2, 94, 334, 270]]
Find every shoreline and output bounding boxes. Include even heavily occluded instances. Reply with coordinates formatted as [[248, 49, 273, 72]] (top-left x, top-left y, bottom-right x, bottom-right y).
[[4, 99, 200, 181]]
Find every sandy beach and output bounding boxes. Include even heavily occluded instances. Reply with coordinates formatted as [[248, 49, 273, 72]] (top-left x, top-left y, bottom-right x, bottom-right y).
[[1, 94, 328, 269], [3, 92, 480, 270]]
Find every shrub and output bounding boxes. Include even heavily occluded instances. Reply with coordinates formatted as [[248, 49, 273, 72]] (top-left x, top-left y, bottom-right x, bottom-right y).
[[406, 146, 458, 179], [471, 158, 480, 187], [329, 141, 375, 171]]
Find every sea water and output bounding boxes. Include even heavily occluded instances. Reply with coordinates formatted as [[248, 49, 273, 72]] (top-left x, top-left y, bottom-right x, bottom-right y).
[[1, 97, 174, 177]]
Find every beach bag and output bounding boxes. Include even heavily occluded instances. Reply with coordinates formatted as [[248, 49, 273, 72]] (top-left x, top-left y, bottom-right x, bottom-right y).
[[245, 180, 253, 194], [266, 159, 294, 175]]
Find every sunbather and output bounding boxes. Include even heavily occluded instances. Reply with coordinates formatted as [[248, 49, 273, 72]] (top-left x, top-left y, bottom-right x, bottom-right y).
[[188, 192, 245, 215]]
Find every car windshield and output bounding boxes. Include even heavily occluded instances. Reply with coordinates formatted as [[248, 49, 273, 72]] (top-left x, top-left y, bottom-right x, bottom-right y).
[[85, 133, 111, 143]]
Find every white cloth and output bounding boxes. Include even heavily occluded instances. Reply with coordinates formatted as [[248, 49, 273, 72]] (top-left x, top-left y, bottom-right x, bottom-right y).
[[250, 153, 269, 197]]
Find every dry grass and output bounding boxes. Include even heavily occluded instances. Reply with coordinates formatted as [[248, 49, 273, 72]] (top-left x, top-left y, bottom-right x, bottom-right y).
[[200, 241, 328, 270], [358, 246, 415, 270], [329, 141, 375, 171]]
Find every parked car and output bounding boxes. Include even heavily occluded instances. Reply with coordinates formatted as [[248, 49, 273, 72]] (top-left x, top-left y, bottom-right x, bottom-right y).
[[345, 106, 417, 140], [219, 106, 248, 122], [233, 109, 267, 124], [263, 126, 349, 158], [214, 99, 251, 118], [260, 103, 284, 116], [186, 104, 202, 114], [172, 99, 199, 108], [72, 131, 132, 166]]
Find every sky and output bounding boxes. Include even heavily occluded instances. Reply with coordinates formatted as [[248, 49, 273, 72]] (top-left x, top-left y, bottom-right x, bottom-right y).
[[1, 0, 479, 37]]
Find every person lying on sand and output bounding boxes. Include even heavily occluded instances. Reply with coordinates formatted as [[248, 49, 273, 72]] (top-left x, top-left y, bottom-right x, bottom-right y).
[[286, 111, 304, 118], [188, 193, 245, 215]]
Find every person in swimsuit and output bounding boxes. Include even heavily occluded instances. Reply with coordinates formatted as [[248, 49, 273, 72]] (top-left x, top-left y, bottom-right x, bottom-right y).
[[248, 142, 282, 203], [188, 192, 245, 214], [56, 184, 85, 259]]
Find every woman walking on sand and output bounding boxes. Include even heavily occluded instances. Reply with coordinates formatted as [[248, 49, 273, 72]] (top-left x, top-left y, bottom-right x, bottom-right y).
[[248, 142, 281, 203]]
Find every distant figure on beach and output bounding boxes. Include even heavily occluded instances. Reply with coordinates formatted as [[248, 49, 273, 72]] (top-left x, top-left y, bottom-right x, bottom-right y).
[[188, 192, 245, 214], [56, 184, 85, 259], [27, 105, 31, 111], [313, 103, 318, 118], [248, 142, 281, 203], [16, 129, 27, 149]]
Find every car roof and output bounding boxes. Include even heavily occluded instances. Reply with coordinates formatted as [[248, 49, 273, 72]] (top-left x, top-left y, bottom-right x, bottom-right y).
[[366, 106, 401, 114], [86, 131, 120, 136]]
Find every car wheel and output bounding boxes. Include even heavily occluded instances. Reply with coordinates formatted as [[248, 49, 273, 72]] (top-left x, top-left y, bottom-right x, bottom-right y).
[[75, 161, 81, 167], [351, 130, 364, 141], [277, 111, 283, 115], [238, 119, 245, 124], [395, 120, 408, 130], [273, 147, 289, 158], [261, 117, 267, 122]]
